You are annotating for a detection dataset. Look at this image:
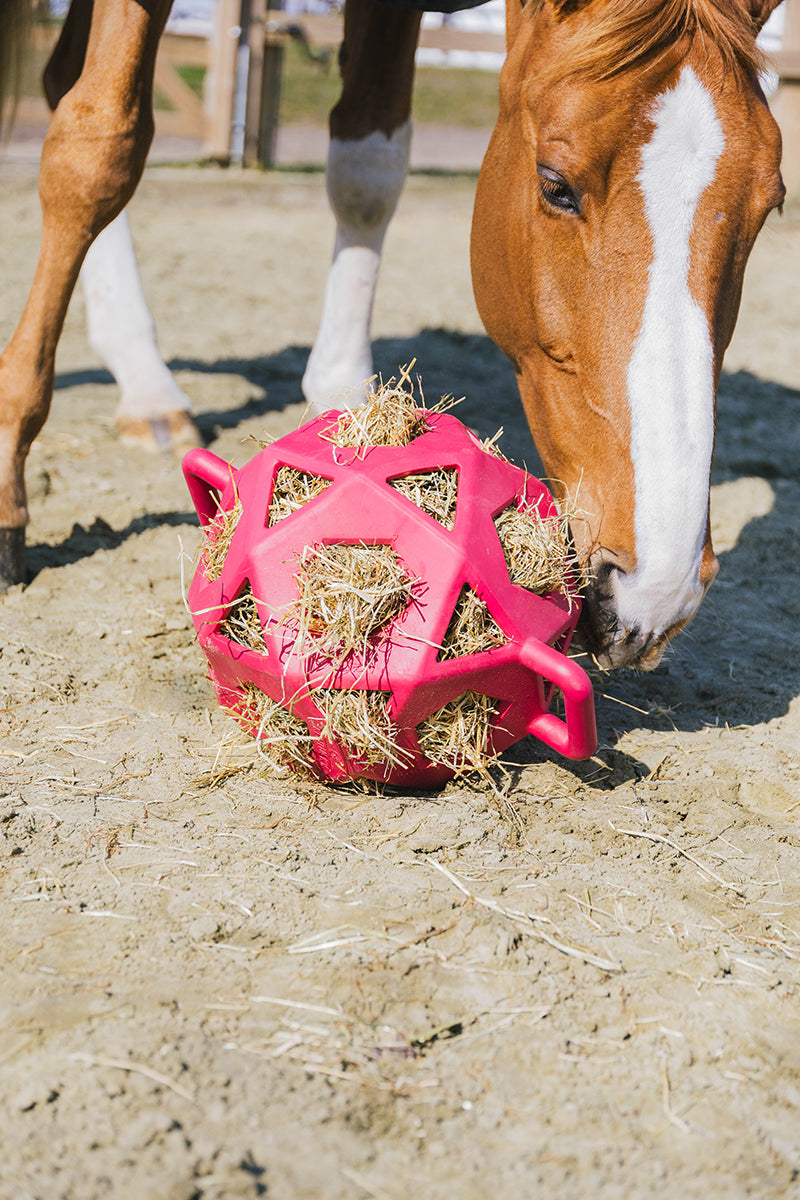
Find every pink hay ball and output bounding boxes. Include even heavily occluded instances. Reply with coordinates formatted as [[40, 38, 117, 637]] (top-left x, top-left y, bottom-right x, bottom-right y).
[[183, 407, 597, 787]]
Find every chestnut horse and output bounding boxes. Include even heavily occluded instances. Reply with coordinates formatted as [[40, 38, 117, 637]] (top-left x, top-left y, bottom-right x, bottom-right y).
[[0, 0, 785, 675]]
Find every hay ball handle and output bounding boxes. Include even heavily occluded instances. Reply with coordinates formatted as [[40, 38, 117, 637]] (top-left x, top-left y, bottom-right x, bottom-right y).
[[182, 448, 237, 527], [521, 638, 597, 760]]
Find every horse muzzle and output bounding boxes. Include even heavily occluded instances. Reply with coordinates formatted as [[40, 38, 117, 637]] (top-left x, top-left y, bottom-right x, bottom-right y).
[[577, 551, 718, 671]]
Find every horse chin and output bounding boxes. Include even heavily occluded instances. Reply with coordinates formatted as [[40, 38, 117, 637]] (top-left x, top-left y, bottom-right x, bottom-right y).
[[576, 587, 674, 672], [576, 614, 670, 672]]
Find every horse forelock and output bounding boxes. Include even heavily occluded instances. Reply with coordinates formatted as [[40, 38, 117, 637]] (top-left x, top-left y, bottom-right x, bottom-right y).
[[525, 0, 764, 83]]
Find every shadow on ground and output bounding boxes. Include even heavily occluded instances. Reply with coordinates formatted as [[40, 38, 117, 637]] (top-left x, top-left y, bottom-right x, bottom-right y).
[[48, 332, 800, 751]]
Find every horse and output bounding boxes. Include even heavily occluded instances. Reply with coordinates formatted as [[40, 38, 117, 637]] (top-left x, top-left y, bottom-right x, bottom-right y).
[[0, 0, 785, 676]]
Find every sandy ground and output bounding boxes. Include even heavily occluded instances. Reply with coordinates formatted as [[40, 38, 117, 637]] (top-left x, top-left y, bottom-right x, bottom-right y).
[[1, 158, 800, 1200]]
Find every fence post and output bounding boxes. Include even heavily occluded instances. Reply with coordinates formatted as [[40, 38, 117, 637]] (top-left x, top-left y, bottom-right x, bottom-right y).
[[203, 0, 241, 162], [258, 13, 286, 168], [241, 0, 285, 168], [773, 0, 800, 201]]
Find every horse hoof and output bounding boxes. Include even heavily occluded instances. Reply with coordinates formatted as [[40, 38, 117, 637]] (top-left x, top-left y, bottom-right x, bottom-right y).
[[115, 410, 202, 455], [0, 527, 26, 591]]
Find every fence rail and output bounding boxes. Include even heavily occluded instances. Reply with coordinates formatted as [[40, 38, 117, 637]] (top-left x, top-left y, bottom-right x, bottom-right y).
[[13, 7, 800, 183]]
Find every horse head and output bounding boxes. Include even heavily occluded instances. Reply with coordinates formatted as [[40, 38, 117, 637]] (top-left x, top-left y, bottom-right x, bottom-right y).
[[471, 0, 785, 669]]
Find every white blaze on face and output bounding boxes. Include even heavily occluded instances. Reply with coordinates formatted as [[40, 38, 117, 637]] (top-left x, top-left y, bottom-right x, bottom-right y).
[[615, 66, 725, 639]]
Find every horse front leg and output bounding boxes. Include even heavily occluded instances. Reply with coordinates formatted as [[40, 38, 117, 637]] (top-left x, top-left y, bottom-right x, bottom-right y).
[[80, 212, 200, 453], [302, 0, 421, 414], [44, 0, 198, 455], [0, 0, 172, 589]]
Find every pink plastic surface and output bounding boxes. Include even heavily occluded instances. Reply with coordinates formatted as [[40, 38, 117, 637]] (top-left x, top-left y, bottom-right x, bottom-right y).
[[183, 410, 597, 786]]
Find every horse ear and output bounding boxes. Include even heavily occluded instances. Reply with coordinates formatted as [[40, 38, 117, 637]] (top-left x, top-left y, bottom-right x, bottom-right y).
[[748, 0, 783, 31]]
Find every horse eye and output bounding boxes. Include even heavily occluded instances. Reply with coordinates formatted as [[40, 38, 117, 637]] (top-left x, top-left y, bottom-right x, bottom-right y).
[[537, 167, 580, 215]]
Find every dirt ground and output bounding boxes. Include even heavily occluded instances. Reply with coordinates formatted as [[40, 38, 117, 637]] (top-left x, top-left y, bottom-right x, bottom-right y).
[[1, 157, 799, 1200]]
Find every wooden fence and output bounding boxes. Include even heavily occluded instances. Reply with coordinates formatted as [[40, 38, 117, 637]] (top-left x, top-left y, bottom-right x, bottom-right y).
[[202, 0, 800, 183], [13, 3, 800, 189]]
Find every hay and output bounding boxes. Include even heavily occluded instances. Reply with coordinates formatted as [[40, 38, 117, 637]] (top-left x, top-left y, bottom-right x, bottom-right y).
[[416, 690, 499, 776], [234, 682, 316, 776], [437, 586, 506, 662], [291, 542, 415, 662], [268, 466, 331, 527], [218, 581, 267, 654], [480, 427, 508, 460], [389, 467, 459, 529], [326, 363, 428, 448], [200, 497, 242, 583], [324, 361, 460, 449], [313, 688, 410, 771], [494, 501, 580, 603]]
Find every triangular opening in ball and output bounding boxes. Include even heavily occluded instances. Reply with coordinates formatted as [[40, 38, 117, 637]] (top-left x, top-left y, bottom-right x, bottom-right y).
[[416, 690, 500, 777], [437, 585, 507, 662], [311, 687, 410, 772], [218, 579, 268, 655], [291, 541, 417, 663], [388, 466, 459, 529], [232, 682, 316, 776], [494, 498, 580, 603], [199, 494, 242, 583], [268, 465, 332, 527]]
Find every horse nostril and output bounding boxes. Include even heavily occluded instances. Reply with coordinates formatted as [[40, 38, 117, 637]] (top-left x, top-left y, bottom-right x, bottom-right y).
[[588, 553, 627, 596]]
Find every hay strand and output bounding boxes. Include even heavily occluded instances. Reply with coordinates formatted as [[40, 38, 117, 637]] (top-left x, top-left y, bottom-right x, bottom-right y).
[[268, 466, 331, 527], [218, 581, 267, 654], [389, 467, 459, 529], [437, 586, 506, 662], [326, 363, 427, 448], [234, 683, 316, 777], [324, 361, 460, 449], [313, 688, 410, 771], [416, 690, 499, 777], [291, 542, 415, 663], [200, 497, 242, 583], [494, 501, 580, 603]]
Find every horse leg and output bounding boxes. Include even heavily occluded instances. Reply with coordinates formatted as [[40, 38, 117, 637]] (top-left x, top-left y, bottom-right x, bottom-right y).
[[0, 0, 173, 590], [43, 0, 198, 456], [302, 0, 421, 414], [80, 214, 200, 453]]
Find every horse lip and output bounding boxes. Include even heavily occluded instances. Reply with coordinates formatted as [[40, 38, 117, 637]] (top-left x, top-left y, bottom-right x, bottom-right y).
[[577, 570, 669, 671]]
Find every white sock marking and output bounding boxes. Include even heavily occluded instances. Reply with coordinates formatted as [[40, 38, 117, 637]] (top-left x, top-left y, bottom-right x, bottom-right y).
[[302, 123, 411, 414], [616, 66, 725, 637], [81, 210, 190, 420]]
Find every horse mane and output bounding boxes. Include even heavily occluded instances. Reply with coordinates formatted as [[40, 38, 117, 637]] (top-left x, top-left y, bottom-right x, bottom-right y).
[[531, 0, 764, 82]]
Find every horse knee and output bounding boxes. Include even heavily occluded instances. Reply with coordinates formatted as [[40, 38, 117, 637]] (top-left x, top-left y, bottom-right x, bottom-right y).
[[39, 86, 152, 243]]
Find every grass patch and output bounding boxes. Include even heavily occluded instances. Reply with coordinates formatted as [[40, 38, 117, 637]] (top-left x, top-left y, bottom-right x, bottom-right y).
[[280, 43, 497, 128]]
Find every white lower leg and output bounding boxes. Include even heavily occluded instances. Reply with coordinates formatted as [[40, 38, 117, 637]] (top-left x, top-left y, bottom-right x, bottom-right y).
[[302, 123, 411, 415], [80, 209, 191, 421]]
